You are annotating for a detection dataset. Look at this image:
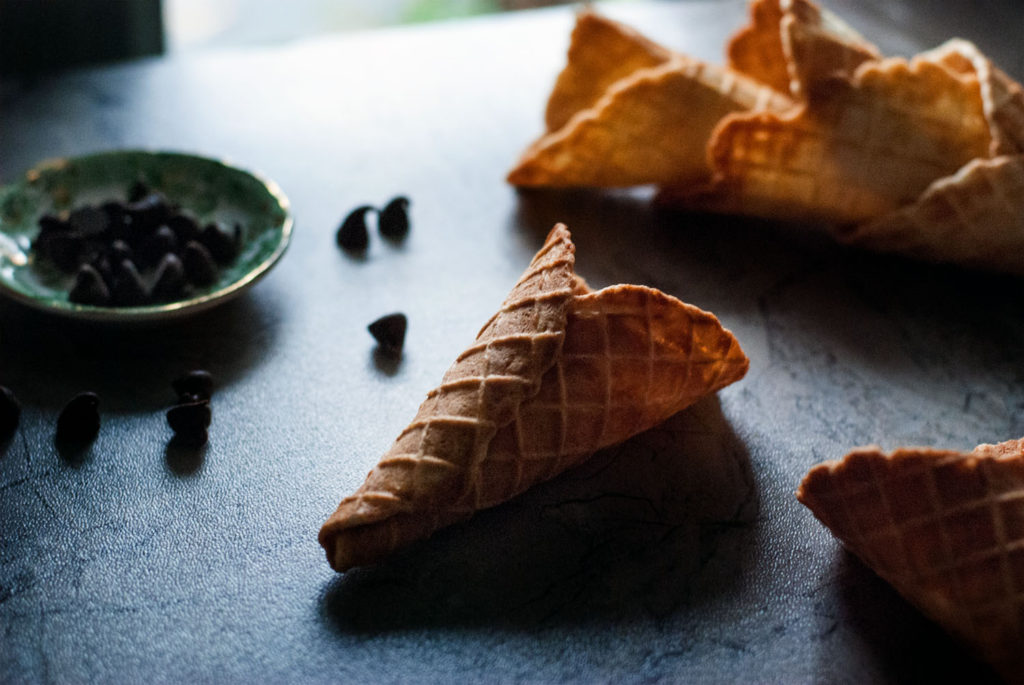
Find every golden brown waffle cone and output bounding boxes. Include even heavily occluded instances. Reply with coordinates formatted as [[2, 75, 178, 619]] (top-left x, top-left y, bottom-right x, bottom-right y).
[[797, 438, 1024, 682], [919, 38, 1024, 156], [726, 0, 791, 94], [319, 224, 749, 571], [659, 56, 992, 225], [727, 0, 880, 99], [778, 0, 880, 98], [836, 155, 1024, 275], [544, 9, 673, 133], [507, 56, 792, 188]]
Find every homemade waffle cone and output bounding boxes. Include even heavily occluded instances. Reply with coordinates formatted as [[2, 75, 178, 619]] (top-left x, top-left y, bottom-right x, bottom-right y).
[[507, 56, 792, 188], [836, 155, 1024, 276], [778, 0, 880, 98], [725, 0, 791, 94], [920, 38, 1024, 156], [727, 0, 880, 98], [798, 438, 1024, 682], [544, 9, 673, 133], [319, 225, 749, 571], [660, 56, 992, 225]]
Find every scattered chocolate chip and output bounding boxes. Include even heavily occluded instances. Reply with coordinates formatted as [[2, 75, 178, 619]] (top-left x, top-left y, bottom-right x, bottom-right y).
[[173, 370, 213, 402], [368, 312, 407, 355], [200, 222, 240, 264], [336, 205, 374, 251], [182, 241, 218, 286], [56, 392, 100, 444], [378, 196, 410, 241], [111, 259, 148, 306], [0, 386, 20, 439], [68, 263, 111, 305], [151, 253, 186, 302], [166, 399, 211, 447]]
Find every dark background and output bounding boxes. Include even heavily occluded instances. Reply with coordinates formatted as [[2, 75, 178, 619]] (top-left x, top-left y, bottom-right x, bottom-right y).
[[2, 1, 1022, 682]]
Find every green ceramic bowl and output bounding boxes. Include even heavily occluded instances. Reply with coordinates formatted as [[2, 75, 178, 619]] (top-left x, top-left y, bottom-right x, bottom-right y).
[[0, 150, 292, 321]]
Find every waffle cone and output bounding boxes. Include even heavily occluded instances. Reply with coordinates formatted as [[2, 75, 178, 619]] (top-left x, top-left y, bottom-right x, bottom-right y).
[[920, 39, 1024, 156], [798, 439, 1024, 681], [727, 0, 880, 99], [725, 0, 791, 94], [659, 56, 992, 225], [835, 155, 1024, 275], [507, 56, 792, 189], [319, 225, 749, 571], [544, 10, 673, 133], [778, 0, 880, 98]]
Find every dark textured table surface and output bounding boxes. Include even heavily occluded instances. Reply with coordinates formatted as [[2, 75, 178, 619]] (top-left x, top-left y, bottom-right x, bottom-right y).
[[2, 1, 1023, 682]]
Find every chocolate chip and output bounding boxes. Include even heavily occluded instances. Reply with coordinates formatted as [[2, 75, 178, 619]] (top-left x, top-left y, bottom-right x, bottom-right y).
[[56, 391, 100, 444], [0, 386, 20, 439], [43, 231, 85, 272], [166, 399, 211, 447], [110, 259, 148, 306], [182, 241, 218, 286], [139, 225, 178, 267], [37, 214, 70, 234], [68, 205, 109, 237], [172, 370, 213, 401], [368, 313, 407, 355], [378, 196, 410, 241], [336, 205, 374, 252], [126, 193, 172, 232], [108, 239, 134, 264], [128, 179, 152, 203], [151, 253, 186, 302], [68, 263, 111, 305], [101, 200, 127, 226], [166, 213, 201, 243], [32, 189, 245, 308], [200, 222, 240, 264]]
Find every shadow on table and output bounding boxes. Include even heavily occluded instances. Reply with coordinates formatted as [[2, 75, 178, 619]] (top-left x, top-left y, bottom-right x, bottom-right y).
[[319, 395, 759, 632], [509, 188, 1024, 405], [0, 291, 282, 413], [813, 550, 1002, 684]]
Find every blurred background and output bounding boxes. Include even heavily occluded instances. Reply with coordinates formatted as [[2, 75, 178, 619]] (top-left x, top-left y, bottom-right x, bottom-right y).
[[0, 0, 625, 75]]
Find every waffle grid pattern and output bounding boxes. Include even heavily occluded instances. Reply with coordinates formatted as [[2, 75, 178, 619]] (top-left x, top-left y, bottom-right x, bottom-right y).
[[545, 9, 672, 133], [512, 53, 792, 188], [779, 3, 880, 99], [844, 155, 1024, 274], [708, 59, 990, 225], [472, 285, 749, 510], [322, 226, 750, 571], [799, 441, 1024, 676], [320, 226, 577, 569]]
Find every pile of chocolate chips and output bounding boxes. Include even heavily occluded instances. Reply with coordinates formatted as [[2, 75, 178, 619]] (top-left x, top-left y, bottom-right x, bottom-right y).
[[32, 181, 243, 307]]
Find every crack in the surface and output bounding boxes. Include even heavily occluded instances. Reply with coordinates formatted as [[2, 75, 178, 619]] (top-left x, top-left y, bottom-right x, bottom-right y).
[[0, 475, 31, 492]]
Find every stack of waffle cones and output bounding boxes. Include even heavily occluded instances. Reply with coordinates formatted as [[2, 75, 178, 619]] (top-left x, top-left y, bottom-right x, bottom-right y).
[[319, 224, 749, 571], [508, 0, 1024, 276], [798, 438, 1024, 681]]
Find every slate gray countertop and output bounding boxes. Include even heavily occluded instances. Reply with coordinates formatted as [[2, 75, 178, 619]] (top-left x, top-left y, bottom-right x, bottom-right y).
[[1, 1, 1022, 682]]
